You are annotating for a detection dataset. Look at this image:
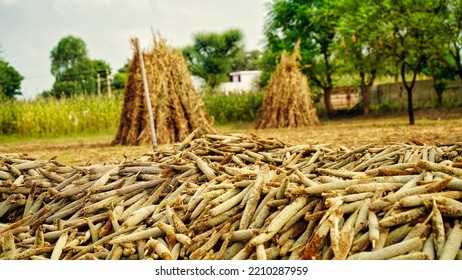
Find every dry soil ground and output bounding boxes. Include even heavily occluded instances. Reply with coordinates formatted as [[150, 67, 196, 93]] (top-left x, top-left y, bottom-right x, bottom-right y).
[[1, 108, 461, 166]]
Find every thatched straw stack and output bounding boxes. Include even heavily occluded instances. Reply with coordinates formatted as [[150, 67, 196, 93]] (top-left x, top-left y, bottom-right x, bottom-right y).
[[113, 35, 216, 146], [255, 43, 319, 129]]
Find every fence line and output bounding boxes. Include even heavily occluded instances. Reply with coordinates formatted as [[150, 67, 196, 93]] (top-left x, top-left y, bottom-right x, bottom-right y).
[[316, 79, 462, 110]]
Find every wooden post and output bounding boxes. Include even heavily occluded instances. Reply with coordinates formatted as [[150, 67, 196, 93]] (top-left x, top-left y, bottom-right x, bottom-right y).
[[106, 68, 112, 97], [136, 38, 158, 152]]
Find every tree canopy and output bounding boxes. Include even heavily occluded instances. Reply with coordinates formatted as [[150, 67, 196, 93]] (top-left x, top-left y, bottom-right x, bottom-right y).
[[262, 0, 340, 116], [438, 0, 462, 81], [182, 28, 246, 89], [48, 35, 111, 97], [112, 62, 129, 91], [0, 59, 23, 99], [336, 0, 389, 115], [378, 0, 449, 124], [261, 0, 458, 123]]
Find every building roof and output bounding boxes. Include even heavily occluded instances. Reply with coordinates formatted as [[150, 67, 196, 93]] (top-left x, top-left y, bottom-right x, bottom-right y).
[[229, 70, 262, 76]]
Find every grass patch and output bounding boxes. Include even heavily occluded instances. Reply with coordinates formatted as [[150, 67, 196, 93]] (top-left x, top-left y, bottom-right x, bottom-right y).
[[202, 91, 263, 124]]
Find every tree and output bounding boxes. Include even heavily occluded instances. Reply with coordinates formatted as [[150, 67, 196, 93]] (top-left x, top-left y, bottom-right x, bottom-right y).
[[232, 49, 262, 71], [182, 28, 245, 88], [49, 35, 111, 97], [91, 59, 112, 94], [0, 59, 23, 99], [380, 0, 448, 125], [113, 62, 129, 91], [262, 0, 340, 117], [423, 55, 456, 107], [437, 0, 462, 81], [336, 0, 389, 115]]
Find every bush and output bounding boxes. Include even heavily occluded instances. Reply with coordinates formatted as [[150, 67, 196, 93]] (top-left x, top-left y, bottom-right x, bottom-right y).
[[202, 91, 263, 124]]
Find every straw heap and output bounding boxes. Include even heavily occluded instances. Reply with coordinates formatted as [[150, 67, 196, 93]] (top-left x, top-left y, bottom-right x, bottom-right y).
[[255, 42, 319, 129], [113, 35, 215, 146]]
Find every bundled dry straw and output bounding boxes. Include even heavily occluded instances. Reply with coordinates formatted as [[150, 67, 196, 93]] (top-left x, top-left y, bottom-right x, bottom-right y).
[[113, 35, 215, 146], [256, 42, 319, 129]]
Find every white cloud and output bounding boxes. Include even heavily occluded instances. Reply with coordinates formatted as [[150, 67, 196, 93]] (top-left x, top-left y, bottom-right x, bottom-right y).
[[1, 0, 19, 6], [123, 0, 152, 11], [20, 44, 42, 58], [52, 0, 79, 14], [51, 0, 152, 14]]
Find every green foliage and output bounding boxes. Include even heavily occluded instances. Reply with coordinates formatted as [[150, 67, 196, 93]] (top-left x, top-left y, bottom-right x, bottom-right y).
[[262, 0, 340, 115], [335, 0, 390, 114], [0, 94, 122, 137], [438, 0, 462, 81], [182, 28, 245, 88], [260, 0, 461, 120], [113, 62, 129, 90], [48, 35, 111, 98], [202, 91, 263, 124], [0, 59, 23, 99], [232, 49, 262, 71], [0, 91, 264, 138], [423, 55, 457, 106], [370, 102, 400, 113], [378, 0, 449, 124]]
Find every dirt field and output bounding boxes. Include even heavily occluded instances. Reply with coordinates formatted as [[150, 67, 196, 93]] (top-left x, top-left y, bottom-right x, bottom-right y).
[[1, 109, 461, 166]]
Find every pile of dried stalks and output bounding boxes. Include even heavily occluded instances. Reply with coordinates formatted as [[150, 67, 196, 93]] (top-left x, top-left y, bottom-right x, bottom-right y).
[[113, 35, 215, 146], [1, 132, 462, 260], [255, 43, 319, 129]]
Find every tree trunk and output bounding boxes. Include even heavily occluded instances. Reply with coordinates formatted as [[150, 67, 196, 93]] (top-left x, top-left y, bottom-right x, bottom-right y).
[[401, 63, 418, 125], [432, 78, 445, 107], [323, 87, 334, 117], [435, 88, 443, 107], [406, 87, 415, 125], [361, 85, 371, 116], [359, 71, 376, 116], [322, 50, 334, 118]]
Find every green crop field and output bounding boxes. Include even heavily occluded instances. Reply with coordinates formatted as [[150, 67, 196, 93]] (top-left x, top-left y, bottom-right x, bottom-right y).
[[0, 94, 123, 137], [0, 92, 266, 139]]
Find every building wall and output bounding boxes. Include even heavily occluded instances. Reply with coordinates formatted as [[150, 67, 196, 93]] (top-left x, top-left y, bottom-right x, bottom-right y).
[[373, 79, 462, 107], [218, 70, 262, 94]]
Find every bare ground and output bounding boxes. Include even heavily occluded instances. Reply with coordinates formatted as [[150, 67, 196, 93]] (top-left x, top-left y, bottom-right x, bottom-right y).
[[1, 108, 461, 166]]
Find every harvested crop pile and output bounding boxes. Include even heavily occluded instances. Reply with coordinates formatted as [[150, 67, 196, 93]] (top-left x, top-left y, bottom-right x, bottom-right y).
[[1, 133, 462, 260], [112, 35, 215, 146], [255, 42, 319, 129]]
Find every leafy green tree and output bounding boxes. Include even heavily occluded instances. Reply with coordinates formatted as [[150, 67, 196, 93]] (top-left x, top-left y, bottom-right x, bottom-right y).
[[379, 0, 448, 125], [423, 56, 456, 107], [91, 59, 112, 94], [182, 28, 245, 88], [437, 0, 462, 81], [232, 49, 262, 71], [0, 59, 24, 99], [262, 0, 340, 116], [49, 35, 110, 97], [336, 0, 390, 115], [113, 62, 129, 91]]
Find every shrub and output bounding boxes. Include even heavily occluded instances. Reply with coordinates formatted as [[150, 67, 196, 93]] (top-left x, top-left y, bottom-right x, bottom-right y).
[[202, 91, 263, 124]]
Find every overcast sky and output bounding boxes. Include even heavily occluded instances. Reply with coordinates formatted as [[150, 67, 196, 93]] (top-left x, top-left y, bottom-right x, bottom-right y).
[[0, 0, 268, 99]]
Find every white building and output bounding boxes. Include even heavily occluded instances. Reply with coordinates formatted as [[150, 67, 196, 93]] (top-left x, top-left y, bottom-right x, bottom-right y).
[[217, 70, 262, 94], [191, 75, 206, 92]]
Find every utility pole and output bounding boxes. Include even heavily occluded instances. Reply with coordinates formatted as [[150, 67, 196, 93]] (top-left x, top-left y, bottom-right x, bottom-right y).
[[97, 72, 101, 97], [106, 68, 112, 97]]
